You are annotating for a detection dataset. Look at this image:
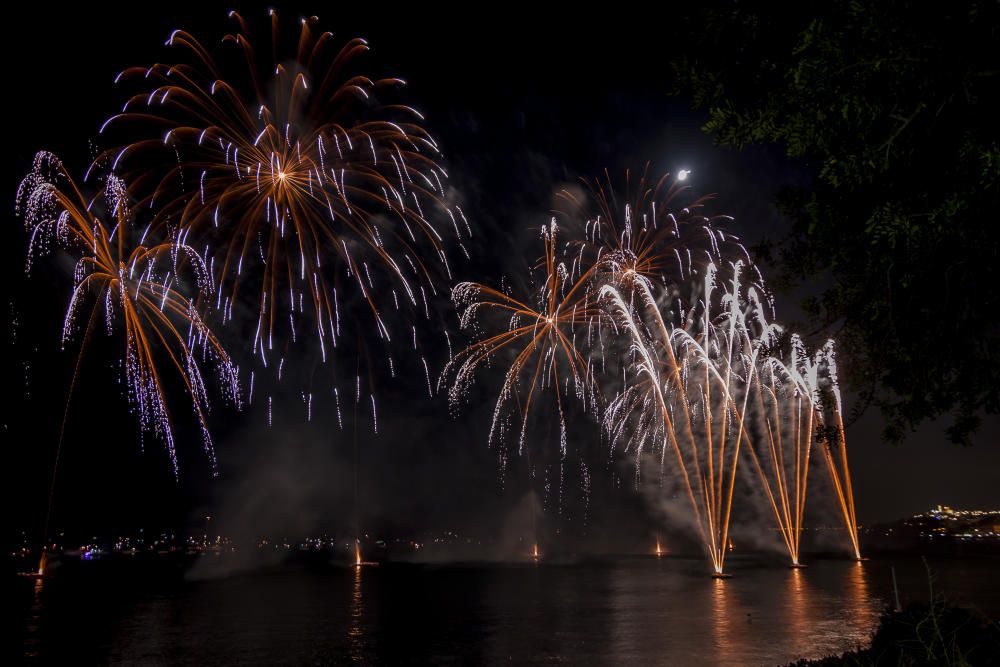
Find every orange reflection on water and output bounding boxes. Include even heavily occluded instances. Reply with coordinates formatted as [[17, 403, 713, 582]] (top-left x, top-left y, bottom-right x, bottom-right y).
[[848, 560, 870, 601], [784, 561, 877, 662], [710, 576, 749, 665], [23, 578, 45, 659], [846, 561, 873, 628], [784, 567, 813, 652], [833, 561, 878, 655], [348, 565, 365, 662]]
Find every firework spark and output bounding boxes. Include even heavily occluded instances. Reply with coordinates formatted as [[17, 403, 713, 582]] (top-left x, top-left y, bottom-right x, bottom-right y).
[[445, 220, 604, 491], [746, 337, 862, 562], [445, 168, 757, 537], [813, 342, 861, 560], [740, 335, 822, 566], [96, 10, 465, 404], [17, 152, 240, 477], [556, 165, 753, 292], [603, 262, 779, 575]]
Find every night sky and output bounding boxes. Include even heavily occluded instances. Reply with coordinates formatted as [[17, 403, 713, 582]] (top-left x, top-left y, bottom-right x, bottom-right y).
[[4, 2, 998, 551]]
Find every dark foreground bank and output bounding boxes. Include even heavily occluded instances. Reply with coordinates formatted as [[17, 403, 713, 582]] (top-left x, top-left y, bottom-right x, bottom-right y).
[[788, 600, 1000, 666]]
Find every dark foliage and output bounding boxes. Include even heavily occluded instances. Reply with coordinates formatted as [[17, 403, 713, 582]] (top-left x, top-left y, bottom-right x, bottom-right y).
[[787, 600, 1000, 666], [672, 0, 1000, 443]]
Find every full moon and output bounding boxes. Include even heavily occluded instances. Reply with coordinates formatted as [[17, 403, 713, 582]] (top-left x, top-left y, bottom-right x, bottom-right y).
[[677, 169, 691, 181]]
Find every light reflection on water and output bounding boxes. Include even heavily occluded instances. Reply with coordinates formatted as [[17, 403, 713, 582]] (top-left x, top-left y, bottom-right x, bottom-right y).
[[771, 560, 877, 661], [348, 566, 364, 662], [14, 556, 998, 666], [22, 578, 44, 659], [710, 574, 746, 665], [785, 567, 812, 648]]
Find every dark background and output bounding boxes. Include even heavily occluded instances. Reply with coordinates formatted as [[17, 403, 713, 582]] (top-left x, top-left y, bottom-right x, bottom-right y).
[[4, 2, 997, 552]]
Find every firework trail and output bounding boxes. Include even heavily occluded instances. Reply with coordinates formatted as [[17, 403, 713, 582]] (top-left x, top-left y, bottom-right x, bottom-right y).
[[602, 261, 779, 575], [747, 336, 861, 562], [812, 341, 861, 560], [758, 335, 861, 565], [95, 10, 466, 420], [16, 152, 240, 477], [740, 335, 822, 566], [445, 220, 604, 516]]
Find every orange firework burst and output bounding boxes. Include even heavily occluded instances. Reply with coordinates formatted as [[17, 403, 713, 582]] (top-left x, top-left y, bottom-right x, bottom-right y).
[[17, 152, 240, 476], [95, 10, 466, 383], [446, 220, 604, 473]]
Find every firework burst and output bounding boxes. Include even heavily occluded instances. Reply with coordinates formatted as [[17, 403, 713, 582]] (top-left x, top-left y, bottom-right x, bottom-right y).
[[95, 10, 466, 408], [17, 152, 240, 477], [445, 220, 604, 486], [556, 165, 753, 292]]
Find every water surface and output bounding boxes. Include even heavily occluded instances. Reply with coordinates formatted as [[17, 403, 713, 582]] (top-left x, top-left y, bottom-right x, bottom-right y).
[[12, 555, 1000, 665]]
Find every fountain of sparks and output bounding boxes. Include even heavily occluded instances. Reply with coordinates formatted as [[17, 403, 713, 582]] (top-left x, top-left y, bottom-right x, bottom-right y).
[[602, 261, 861, 574]]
